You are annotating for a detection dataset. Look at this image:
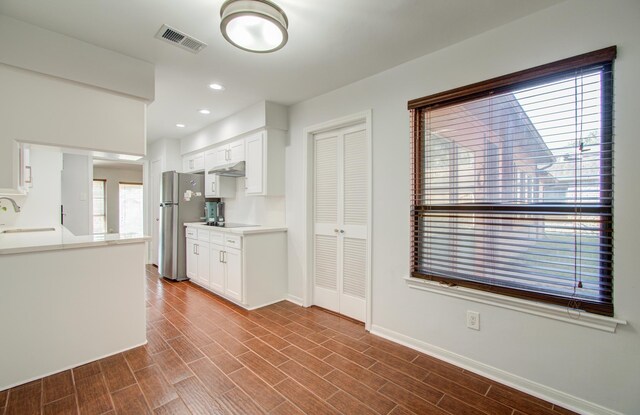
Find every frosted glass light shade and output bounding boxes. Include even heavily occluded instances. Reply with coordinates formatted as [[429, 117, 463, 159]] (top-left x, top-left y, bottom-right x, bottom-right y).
[[220, 0, 288, 53]]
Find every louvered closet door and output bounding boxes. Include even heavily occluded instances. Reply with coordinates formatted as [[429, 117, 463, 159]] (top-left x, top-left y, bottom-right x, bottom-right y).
[[313, 123, 368, 322]]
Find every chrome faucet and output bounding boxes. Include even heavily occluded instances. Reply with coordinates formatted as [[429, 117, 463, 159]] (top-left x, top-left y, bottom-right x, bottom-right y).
[[0, 197, 21, 212]]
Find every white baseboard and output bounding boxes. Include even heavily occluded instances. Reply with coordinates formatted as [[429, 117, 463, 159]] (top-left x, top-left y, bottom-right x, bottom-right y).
[[285, 294, 304, 306], [0, 340, 148, 392], [370, 325, 621, 415]]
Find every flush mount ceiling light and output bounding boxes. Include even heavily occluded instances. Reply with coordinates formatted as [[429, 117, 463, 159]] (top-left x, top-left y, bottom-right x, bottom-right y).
[[209, 83, 225, 90], [220, 0, 288, 53], [198, 109, 211, 115]]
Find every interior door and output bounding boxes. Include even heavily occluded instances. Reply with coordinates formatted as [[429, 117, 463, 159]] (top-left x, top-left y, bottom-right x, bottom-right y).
[[151, 159, 161, 265], [313, 124, 368, 322]]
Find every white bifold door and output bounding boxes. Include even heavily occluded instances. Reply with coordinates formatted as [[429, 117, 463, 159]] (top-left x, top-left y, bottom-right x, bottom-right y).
[[313, 123, 368, 322]]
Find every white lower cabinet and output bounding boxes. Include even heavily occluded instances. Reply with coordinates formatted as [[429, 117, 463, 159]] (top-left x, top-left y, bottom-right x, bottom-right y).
[[224, 248, 242, 301], [196, 241, 210, 286], [186, 238, 197, 280], [186, 235, 209, 286], [209, 243, 225, 293], [185, 226, 287, 309]]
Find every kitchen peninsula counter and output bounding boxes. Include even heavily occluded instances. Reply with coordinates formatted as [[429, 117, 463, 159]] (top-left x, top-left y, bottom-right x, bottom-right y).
[[0, 226, 148, 390], [0, 225, 150, 255]]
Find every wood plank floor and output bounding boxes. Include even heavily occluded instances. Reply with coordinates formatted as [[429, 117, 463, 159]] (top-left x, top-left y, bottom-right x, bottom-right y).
[[1, 265, 579, 415]]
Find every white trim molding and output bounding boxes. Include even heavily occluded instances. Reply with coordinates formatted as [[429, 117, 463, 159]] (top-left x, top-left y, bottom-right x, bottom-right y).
[[302, 110, 373, 331], [286, 294, 304, 306], [405, 277, 626, 333], [370, 324, 623, 415]]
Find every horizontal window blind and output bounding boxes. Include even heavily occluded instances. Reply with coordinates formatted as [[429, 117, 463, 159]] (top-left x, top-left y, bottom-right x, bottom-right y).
[[410, 47, 615, 316]]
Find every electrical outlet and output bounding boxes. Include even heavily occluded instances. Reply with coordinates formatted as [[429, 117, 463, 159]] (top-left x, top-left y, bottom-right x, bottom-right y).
[[467, 310, 480, 330]]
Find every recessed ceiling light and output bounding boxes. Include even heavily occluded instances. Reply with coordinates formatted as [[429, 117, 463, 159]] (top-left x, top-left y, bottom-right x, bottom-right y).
[[176, 123, 186, 128], [198, 109, 211, 115], [209, 83, 225, 91]]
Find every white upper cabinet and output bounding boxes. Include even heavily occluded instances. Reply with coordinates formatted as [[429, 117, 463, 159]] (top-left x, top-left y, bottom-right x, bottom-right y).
[[210, 139, 245, 169], [244, 130, 285, 196], [204, 149, 235, 198], [182, 152, 204, 173]]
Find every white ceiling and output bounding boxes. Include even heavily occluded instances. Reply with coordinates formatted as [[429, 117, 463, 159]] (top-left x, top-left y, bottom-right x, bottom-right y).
[[0, 0, 562, 143]]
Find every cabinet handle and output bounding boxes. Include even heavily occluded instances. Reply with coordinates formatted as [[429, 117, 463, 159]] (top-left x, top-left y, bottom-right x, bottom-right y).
[[334, 229, 339, 233], [340, 230, 345, 234], [223, 251, 227, 263], [211, 182, 215, 192], [189, 160, 194, 169], [195, 244, 199, 255]]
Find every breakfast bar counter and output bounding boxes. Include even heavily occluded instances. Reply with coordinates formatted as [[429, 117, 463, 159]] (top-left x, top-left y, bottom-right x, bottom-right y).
[[0, 226, 149, 390]]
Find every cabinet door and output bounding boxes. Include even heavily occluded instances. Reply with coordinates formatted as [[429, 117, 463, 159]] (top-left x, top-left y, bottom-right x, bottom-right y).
[[245, 133, 264, 195], [192, 154, 205, 171], [229, 140, 245, 163], [183, 156, 192, 173], [186, 238, 198, 280], [213, 146, 228, 167], [205, 172, 218, 197], [225, 248, 243, 302], [197, 241, 210, 287], [209, 243, 225, 293]]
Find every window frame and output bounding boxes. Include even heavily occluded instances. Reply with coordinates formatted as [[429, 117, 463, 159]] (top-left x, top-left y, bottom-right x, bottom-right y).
[[118, 181, 144, 235], [92, 179, 107, 234], [409, 46, 616, 316]]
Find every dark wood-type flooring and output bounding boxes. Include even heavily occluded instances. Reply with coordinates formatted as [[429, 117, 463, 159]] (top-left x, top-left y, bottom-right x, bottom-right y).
[[1, 265, 579, 415]]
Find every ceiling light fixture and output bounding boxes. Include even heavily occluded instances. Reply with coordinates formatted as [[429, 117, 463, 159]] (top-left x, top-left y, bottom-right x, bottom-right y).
[[176, 123, 186, 128], [209, 83, 225, 91], [198, 109, 211, 115], [220, 0, 288, 53]]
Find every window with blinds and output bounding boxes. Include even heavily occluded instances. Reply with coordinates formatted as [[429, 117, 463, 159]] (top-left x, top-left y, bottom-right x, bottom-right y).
[[409, 47, 616, 316]]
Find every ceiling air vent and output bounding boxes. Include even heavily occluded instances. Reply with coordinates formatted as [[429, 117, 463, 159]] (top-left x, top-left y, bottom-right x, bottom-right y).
[[155, 24, 207, 54]]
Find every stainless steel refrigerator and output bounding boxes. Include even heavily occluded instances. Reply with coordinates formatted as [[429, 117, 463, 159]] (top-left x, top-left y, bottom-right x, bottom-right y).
[[158, 171, 204, 280]]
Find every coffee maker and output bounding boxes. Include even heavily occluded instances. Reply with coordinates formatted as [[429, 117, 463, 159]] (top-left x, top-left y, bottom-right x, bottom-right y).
[[204, 201, 225, 226]]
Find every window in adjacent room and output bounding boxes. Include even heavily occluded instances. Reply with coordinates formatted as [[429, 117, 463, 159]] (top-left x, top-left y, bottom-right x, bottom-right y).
[[92, 179, 107, 234], [409, 47, 616, 316], [119, 182, 144, 234]]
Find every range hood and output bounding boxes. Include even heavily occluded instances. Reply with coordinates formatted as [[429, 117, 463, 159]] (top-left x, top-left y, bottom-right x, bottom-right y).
[[208, 161, 245, 177]]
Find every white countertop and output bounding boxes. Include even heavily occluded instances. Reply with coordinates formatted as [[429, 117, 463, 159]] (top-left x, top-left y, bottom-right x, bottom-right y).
[[184, 222, 287, 235], [0, 225, 150, 255]]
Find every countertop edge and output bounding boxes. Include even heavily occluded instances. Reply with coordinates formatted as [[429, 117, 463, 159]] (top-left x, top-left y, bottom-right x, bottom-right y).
[[0, 233, 150, 255], [184, 223, 288, 235]]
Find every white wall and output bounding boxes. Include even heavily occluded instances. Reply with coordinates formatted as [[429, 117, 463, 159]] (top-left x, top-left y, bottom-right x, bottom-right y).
[[0, 14, 154, 102], [222, 179, 285, 226], [61, 154, 93, 236], [0, 147, 62, 229], [0, 64, 147, 194], [285, 1, 640, 413], [93, 166, 143, 233], [181, 101, 288, 155]]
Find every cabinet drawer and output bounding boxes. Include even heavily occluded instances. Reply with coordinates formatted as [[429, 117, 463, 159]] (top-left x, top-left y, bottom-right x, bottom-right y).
[[185, 227, 197, 239], [209, 231, 225, 246], [224, 234, 242, 249], [198, 229, 209, 242]]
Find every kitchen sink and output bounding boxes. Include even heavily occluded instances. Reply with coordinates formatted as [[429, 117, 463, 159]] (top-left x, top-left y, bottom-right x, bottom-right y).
[[1, 227, 56, 234]]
